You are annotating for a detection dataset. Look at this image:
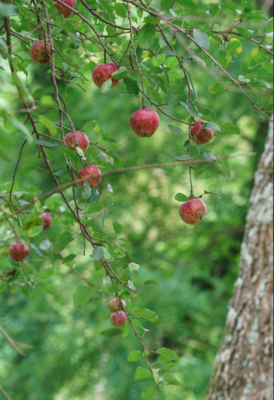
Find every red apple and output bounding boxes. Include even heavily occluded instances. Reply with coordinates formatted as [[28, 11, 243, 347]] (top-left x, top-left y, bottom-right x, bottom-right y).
[[64, 131, 89, 153], [40, 213, 52, 230], [9, 243, 29, 262], [179, 199, 207, 225], [30, 40, 51, 65], [78, 165, 101, 189], [54, 0, 76, 18], [110, 311, 127, 327], [92, 62, 121, 89], [190, 120, 213, 145], [108, 298, 126, 312], [130, 108, 160, 137]]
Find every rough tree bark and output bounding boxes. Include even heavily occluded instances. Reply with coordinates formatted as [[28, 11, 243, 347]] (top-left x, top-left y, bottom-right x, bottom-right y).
[[206, 120, 273, 400]]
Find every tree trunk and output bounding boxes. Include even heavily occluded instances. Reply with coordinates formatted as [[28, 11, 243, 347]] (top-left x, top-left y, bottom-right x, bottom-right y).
[[206, 120, 273, 400]]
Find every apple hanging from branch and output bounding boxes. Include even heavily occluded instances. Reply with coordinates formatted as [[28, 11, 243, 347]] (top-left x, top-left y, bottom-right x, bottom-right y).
[[30, 40, 51, 65], [9, 243, 29, 262], [108, 298, 126, 312], [64, 131, 89, 153], [190, 121, 214, 145], [77, 165, 101, 189], [54, 0, 76, 18], [110, 311, 127, 327], [179, 199, 207, 225], [92, 63, 121, 89], [40, 213, 52, 231], [130, 108, 160, 137]]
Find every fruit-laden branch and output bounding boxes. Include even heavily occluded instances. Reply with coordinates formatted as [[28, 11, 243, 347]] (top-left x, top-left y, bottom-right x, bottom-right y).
[[124, 0, 273, 123], [0, 152, 255, 224]]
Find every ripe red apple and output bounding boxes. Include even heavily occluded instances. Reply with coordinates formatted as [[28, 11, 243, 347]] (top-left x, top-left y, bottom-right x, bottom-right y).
[[110, 311, 127, 327], [40, 213, 52, 230], [54, 0, 76, 18], [78, 165, 101, 189], [179, 199, 207, 225], [130, 108, 160, 137], [30, 40, 51, 65], [9, 243, 29, 262], [92, 62, 121, 89], [64, 131, 89, 153], [108, 298, 126, 312], [190, 120, 213, 145]]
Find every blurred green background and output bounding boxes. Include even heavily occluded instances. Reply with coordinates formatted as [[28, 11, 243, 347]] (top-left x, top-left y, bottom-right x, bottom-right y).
[[0, 15, 271, 400]]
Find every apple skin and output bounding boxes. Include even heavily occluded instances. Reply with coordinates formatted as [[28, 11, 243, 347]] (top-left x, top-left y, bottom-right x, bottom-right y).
[[64, 131, 89, 153], [179, 199, 207, 225], [110, 311, 127, 327], [78, 165, 101, 189], [190, 121, 213, 145], [54, 0, 76, 18], [108, 298, 126, 312], [40, 213, 52, 230], [130, 108, 160, 138], [9, 243, 29, 262], [30, 40, 51, 65], [92, 62, 121, 89]]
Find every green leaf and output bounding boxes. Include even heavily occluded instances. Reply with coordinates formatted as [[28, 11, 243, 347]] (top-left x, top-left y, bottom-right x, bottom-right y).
[[141, 387, 157, 400], [174, 155, 193, 161], [174, 193, 189, 202], [82, 181, 91, 199], [128, 350, 144, 362], [176, 0, 196, 10], [221, 149, 231, 177], [204, 190, 221, 199], [209, 82, 225, 95], [135, 367, 152, 381], [100, 329, 125, 337], [113, 221, 123, 233], [124, 77, 139, 95], [107, 284, 120, 293], [112, 67, 128, 80], [87, 188, 101, 204], [101, 79, 112, 94], [157, 347, 179, 361], [0, 4, 18, 17], [33, 140, 59, 148], [183, 140, 190, 150], [193, 29, 210, 50], [40, 284, 57, 296], [39, 115, 57, 136], [162, 372, 185, 387], [180, 101, 195, 117], [161, 0, 175, 10], [201, 122, 221, 131], [139, 23, 156, 49], [144, 280, 161, 286], [93, 246, 104, 260], [128, 262, 140, 274], [0, 149, 11, 162], [6, 116, 33, 142], [220, 123, 240, 134], [203, 151, 217, 163], [133, 308, 159, 322], [159, 362, 177, 371], [167, 125, 185, 135], [73, 286, 91, 307], [62, 254, 77, 264], [236, 27, 252, 38], [54, 231, 74, 254], [68, 33, 81, 48]]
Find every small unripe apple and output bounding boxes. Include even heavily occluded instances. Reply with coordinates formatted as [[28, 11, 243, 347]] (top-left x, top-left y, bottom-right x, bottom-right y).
[[30, 40, 51, 65], [108, 298, 126, 312], [179, 199, 207, 225], [110, 311, 127, 327], [9, 243, 29, 262], [64, 131, 89, 153], [54, 0, 76, 18], [92, 62, 121, 89], [78, 165, 101, 189], [190, 121, 213, 145], [130, 108, 160, 137], [40, 213, 52, 230]]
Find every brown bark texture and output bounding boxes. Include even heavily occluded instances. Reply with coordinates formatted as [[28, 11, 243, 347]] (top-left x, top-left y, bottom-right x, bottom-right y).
[[206, 121, 273, 400]]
